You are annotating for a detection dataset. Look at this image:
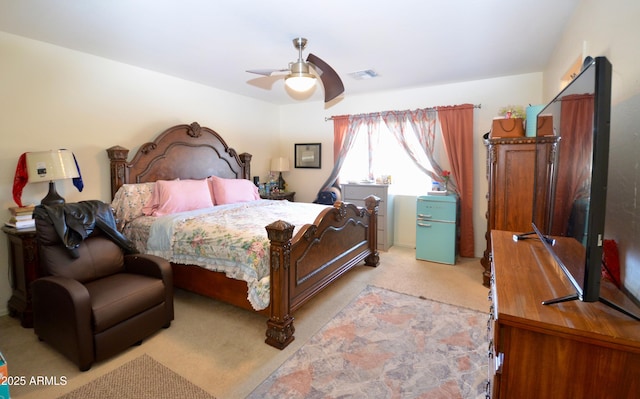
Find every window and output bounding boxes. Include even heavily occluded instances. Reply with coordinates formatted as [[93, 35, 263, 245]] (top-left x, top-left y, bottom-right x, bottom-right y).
[[339, 120, 434, 195]]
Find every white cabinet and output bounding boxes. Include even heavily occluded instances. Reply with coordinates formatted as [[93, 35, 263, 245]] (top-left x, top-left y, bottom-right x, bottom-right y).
[[341, 183, 394, 251]]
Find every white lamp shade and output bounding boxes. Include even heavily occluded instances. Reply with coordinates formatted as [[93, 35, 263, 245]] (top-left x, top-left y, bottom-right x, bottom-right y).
[[285, 73, 317, 92], [271, 157, 290, 172], [26, 150, 79, 183]]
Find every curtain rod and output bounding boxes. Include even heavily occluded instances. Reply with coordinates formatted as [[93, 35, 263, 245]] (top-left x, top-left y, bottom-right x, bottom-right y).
[[324, 103, 481, 121]]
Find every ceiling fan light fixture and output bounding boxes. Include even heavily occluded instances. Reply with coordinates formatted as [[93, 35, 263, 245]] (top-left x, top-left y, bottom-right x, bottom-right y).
[[285, 72, 316, 92], [247, 37, 344, 102]]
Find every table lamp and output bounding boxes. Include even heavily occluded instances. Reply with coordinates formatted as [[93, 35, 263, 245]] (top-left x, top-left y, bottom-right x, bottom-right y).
[[270, 157, 290, 191], [26, 150, 80, 205]]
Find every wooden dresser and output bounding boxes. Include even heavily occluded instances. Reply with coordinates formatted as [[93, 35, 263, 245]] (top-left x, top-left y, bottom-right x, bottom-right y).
[[488, 230, 640, 399], [341, 183, 394, 251], [481, 136, 558, 286]]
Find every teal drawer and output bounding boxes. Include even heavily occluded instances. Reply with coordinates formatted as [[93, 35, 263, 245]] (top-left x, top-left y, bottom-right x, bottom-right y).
[[417, 195, 457, 222], [416, 220, 457, 264]]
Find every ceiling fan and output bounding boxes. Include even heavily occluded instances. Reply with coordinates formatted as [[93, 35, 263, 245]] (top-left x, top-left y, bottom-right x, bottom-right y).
[[247, 37, 344, 103]]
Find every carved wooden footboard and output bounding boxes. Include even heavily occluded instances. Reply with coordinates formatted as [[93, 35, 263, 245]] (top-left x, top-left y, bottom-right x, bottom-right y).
[[107, 122, 379, 349], [265, 197, 379, 348]]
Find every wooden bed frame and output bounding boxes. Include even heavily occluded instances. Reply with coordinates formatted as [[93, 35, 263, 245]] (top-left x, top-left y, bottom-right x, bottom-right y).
[[107, 122, 379, 349]]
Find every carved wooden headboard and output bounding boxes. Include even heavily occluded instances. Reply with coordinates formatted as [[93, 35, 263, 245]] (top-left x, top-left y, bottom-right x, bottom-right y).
[[107, 122, 252, 198]]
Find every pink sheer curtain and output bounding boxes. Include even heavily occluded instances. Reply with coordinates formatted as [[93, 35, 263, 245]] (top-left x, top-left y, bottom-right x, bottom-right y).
[[319, 114, 377, 191], [332, 115, 349, 160], [381, 108, 442, 182], [437, 104, 475, 257]]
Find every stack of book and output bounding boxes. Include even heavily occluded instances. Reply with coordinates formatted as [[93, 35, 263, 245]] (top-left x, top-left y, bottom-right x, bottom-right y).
[[6, 205, 36, 230]]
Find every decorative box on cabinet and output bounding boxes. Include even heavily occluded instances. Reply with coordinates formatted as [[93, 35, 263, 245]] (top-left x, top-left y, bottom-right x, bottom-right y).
[[341, 183, 394, 251], [488, 230, 640, 399], [3, 226, 40, 328], [416, 194, 458, 264], [481, 136, 558, 286]]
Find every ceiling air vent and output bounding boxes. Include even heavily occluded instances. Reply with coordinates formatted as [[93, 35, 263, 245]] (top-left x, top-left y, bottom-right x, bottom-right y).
[[348, 69, 379, 80]]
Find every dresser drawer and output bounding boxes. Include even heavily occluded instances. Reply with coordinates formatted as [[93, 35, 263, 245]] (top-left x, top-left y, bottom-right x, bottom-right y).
[[341, 183, 394, 251], [344, 198, 386, 216], [342, 184, 386, 199]]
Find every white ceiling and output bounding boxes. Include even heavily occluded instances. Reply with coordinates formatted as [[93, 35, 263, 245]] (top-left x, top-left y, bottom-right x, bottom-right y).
[[0, 0, 579, 105]]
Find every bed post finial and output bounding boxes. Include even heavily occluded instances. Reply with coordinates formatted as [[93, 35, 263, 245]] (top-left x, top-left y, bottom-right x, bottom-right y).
[[187, 122, 202, 137], [107, 145, 129, 199], [239, 152, 252, 180]]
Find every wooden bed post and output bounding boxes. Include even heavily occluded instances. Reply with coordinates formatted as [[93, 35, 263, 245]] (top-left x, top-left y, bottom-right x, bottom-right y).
[[264, 220, 295, 349], [106, 145, 129, 199], [364, 195, 380, 266], [239, 153, 252, 180]]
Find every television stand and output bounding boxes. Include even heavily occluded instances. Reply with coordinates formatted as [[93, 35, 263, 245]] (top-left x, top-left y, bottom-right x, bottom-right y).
[[513, 231, 555, 245], [487, 230, 640, 399], [599, 296, 640, 321], [541, 293, 578, 305], [542, 293, 640, 321]]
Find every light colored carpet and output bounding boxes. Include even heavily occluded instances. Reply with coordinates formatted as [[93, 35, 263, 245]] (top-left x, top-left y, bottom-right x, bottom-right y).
[[2, 246, 489, 399], [56, 354, 215, 399], [248, 286, 487, 398]]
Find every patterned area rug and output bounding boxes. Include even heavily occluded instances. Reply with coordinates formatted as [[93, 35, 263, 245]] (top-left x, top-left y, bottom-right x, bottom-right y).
[[56, 354, 215, 399], [249, 285, 487, 399]]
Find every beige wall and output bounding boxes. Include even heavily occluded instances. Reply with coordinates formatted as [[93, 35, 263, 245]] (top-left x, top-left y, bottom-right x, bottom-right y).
[[0, 32, 281, 314], [542, 0, 640, 299], [543, 0, 640, 103]]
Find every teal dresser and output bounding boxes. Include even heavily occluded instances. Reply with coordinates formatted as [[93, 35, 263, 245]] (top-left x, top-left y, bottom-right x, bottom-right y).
[[416, 194, 458, 264]]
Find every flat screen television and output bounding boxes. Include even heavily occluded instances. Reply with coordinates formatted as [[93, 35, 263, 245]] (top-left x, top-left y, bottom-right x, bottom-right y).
[[529, 56, 639, 320]]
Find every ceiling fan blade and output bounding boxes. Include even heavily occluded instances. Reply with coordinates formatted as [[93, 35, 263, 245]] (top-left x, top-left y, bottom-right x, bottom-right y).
[[246, 68, 289, 77], [306, 53, 344, 102]]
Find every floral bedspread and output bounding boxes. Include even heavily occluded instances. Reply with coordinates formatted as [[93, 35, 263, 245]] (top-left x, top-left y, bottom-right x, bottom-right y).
[[126, 200, 330, 310]]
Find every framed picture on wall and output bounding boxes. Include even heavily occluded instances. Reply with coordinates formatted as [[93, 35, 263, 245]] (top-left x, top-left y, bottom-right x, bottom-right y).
[[294, 143, 321, 169]]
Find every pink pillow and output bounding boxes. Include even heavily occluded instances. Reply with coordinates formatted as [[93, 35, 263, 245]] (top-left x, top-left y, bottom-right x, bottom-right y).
[[208, 176, 260, 205], [145, 179, 214, 216]]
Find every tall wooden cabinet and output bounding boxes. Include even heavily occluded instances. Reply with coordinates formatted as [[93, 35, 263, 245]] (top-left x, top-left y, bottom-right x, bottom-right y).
[[488, 230, 640, 398], [481, 136, 558, 286]]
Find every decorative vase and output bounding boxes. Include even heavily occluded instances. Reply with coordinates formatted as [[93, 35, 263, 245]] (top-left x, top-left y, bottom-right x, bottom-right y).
[[443, 180, 448, 192]]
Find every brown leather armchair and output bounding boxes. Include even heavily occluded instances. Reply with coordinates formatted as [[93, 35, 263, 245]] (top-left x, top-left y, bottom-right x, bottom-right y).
[[31, 201, 174, 371]]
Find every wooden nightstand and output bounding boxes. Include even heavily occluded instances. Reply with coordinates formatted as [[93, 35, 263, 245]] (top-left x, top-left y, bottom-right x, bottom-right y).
[[260, 191, 295, 201], [2, 226, 40, 328]]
